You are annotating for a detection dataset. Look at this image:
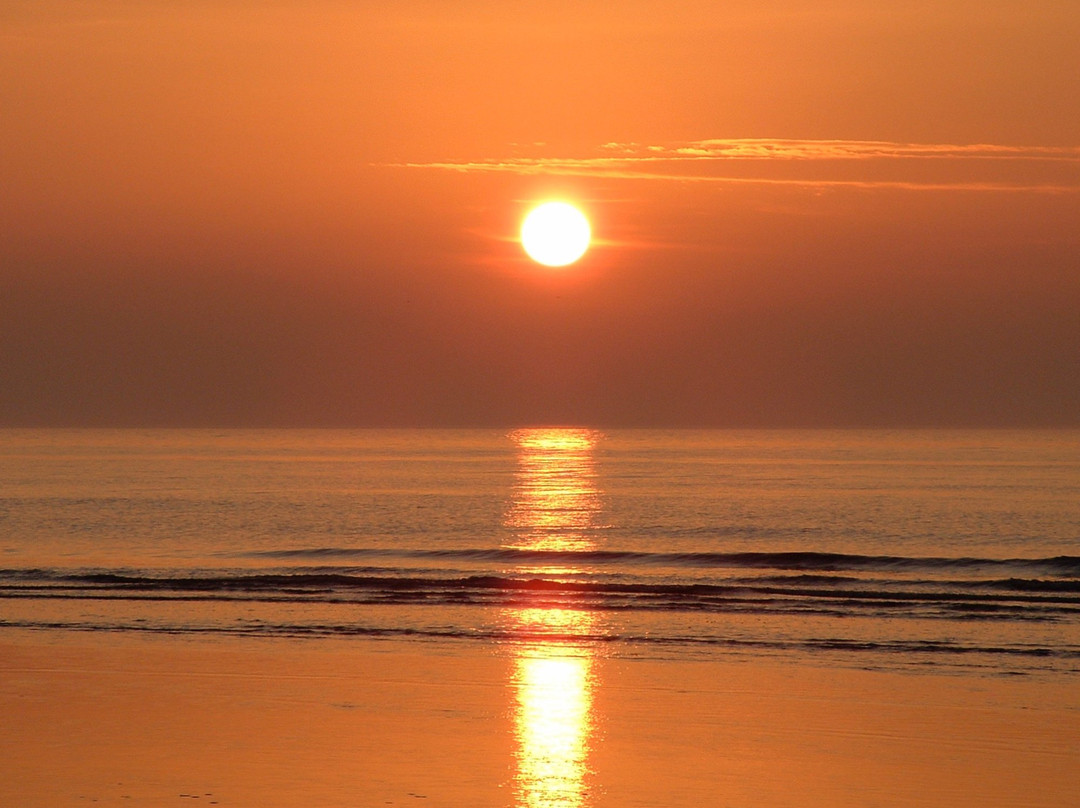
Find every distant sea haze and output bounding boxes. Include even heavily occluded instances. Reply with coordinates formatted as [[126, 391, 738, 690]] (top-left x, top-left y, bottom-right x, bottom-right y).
[[2, 428, 1078, 675]]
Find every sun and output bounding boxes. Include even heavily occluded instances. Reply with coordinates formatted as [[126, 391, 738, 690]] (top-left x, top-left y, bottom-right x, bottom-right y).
[[521, 202, 591, 267]]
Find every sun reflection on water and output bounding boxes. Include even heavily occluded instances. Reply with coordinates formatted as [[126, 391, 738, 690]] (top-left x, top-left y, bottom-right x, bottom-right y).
[[505, 428, 604, 808], [505, 428, 604, 552]]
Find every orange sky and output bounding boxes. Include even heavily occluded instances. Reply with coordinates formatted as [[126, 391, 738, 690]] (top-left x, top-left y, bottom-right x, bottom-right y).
[[2, 1, 1078, 426]]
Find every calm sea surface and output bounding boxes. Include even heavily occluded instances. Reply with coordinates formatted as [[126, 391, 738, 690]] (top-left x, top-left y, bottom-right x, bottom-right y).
[[2, 429, 1079, 676]]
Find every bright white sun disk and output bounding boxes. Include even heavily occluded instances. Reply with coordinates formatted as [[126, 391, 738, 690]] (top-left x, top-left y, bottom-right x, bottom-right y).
[[521, 202, 591, 267]]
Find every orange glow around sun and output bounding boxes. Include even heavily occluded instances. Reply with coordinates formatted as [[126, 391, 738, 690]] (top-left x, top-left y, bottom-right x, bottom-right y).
[[521, 202, 591, 267]]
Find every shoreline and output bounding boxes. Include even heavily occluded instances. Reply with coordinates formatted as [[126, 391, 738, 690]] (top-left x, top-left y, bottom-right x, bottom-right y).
[[3, 629, 1078, 807]]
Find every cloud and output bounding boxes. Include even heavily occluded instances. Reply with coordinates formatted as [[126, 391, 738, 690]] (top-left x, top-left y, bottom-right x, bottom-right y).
[[388, 138, 1080, 192], [601, 139, 1080, 161]]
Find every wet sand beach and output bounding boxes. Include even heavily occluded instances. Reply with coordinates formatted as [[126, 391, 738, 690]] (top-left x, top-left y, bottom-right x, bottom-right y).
[[3, 630, 1077, 808]]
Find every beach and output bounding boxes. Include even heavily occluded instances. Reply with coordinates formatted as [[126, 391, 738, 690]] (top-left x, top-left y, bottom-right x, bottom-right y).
[[3, 629, 1077, 808]]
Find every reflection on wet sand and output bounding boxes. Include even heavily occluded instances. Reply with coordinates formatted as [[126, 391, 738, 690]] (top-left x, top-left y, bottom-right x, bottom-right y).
[[513, 641, 594, 808], [505, 428, 604, 808]]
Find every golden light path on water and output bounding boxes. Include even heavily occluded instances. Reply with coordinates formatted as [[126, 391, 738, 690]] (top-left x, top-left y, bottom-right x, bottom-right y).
[[505, 428, 604, 808]]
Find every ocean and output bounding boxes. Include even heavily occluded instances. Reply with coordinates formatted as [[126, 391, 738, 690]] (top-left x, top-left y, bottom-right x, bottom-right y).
[[2, 428, 1079, 677]]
